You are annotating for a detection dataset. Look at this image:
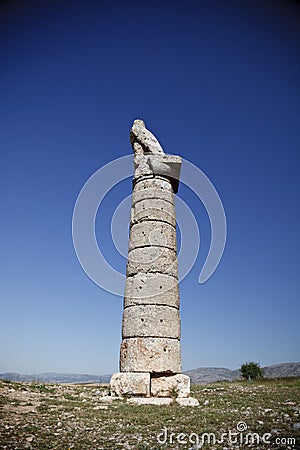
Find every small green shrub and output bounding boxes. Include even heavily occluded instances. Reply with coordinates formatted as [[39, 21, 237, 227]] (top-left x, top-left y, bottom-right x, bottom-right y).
[[240, 361, 263, 381]]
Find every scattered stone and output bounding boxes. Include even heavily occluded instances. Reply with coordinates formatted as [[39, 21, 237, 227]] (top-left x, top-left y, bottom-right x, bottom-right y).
[[97, 396, 120, 403], [189, 443, 203, 449], [293, 423, 300, 430]]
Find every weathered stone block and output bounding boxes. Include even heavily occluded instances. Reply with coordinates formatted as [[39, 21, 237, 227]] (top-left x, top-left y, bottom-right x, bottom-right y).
[[124, 273, 179, 308], [151, 374, 190, 398], [127, 247, 178, 278], [132, 187, 174, 206], [129, 221, 176, 251], [133, 177, 173, 193], [120, 337, 182, 373], [130, 198, 176, 227], [122, 305, 180, 339], [132, 155, 181, 194], [147, 155, 182, 193], [110, 372, 150, 397]]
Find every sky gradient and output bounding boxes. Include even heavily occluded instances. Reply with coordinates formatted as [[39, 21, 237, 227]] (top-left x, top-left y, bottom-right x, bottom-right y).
[[1, 0, 299, 374]]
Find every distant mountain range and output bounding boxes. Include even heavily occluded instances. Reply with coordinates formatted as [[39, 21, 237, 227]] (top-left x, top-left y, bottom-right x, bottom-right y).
[[1, 362, 299, 385], [185, 362, 300, 384], [184, 367, 240, 384], [0, 372, 111, 384]]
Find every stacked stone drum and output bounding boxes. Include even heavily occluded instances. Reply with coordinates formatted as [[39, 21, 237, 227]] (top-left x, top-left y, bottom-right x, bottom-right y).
[[110, 120, 197, 404], [122, 174, 181, 374]]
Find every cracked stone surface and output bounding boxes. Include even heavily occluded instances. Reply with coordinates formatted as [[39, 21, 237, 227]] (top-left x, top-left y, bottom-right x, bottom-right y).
[[130, 197, 176, 227], [124, 273, 179, 307], [122, 305, 180, 339], [120, 337, 182, 373], [132, 186, 174, 206], [151, 374, 190, 398], [126, 246, 178, 278], [133, 177, 174, 192], [129, 221, 176, 251], [110, 372, 150, 397]]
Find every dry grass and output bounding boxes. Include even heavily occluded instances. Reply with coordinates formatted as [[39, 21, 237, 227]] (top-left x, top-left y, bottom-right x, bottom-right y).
[[0, 378, 299, 449]]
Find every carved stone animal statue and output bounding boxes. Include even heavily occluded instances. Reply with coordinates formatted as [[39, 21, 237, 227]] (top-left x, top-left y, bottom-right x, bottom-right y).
[[130, 119, 165, 155]]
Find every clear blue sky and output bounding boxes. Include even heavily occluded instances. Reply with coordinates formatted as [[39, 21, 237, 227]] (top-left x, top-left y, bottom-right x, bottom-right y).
[[1, 0, 299, 374]]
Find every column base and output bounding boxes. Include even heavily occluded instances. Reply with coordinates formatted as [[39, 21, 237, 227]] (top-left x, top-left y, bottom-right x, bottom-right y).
[[110, 372, 150, 397], [150, 373, 190, 397], [110, 372, 195, 402]]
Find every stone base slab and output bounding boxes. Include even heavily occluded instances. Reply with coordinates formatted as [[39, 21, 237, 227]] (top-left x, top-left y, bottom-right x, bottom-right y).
[[151, 374, 190, 398], [127, 397, 199, 406], [176, 397, 199, 407], [128, 397, 172, 405], [110, 372, 150, 397]]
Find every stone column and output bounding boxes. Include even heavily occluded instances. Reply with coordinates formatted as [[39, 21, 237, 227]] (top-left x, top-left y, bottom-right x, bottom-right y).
[[110, 121, 197, 405]]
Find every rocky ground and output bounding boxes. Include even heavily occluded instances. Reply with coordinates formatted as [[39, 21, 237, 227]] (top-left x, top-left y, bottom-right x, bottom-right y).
[[0, 378, 299, 449]]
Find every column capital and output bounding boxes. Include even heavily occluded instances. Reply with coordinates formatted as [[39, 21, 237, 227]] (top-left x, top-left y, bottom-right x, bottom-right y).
[[133, 154, 182, 193]]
